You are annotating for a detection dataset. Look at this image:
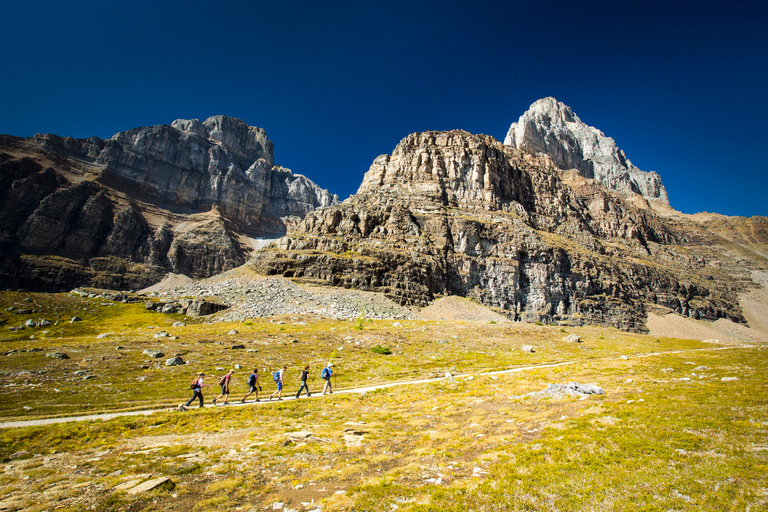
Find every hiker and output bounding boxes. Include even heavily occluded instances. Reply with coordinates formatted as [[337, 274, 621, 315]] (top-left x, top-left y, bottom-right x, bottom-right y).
[[269, 366, 287, 401], [213, 369, 234, 406], [321, 362, 334, 395], [241, 368, 262, 402], [179, 372, 205, 410], [295, 365, 312, 398]]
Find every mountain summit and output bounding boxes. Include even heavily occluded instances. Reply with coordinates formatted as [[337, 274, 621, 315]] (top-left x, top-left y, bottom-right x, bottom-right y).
[[0, 116, 338, 290], [505, 97, 669, 205], [253, 129, 752, 331], [2, 108, 765, 332]]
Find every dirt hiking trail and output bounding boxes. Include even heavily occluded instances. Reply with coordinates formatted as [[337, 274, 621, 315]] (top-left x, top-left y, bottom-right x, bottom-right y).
[[0, 346, 753, 430]]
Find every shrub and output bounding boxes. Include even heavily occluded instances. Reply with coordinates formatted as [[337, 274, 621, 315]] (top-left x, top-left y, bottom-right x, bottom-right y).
[[355, 313, 366, 330], [370, 344, 392, 355]]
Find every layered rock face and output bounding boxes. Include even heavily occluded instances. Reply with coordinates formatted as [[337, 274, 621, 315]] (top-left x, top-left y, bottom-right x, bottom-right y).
[[29, 116, 338, 233], [252, 130, 745, 331], [505, 97, 670, 205], [0, 117, 337, 291]]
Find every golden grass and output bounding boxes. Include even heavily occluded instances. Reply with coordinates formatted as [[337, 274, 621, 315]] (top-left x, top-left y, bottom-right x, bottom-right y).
[[0, 290, 766, 511]]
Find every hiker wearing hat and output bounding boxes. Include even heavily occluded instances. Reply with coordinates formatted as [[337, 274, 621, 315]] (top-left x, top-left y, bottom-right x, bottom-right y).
[[213, 369, 235, 406], [321, 362, 334, 395], [180, 372, 205, 410]]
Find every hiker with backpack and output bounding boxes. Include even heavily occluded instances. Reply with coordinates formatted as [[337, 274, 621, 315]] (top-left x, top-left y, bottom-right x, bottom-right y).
[[321, 362, 334, 395], [179, 372, 205, 410], [213, 369, 235, 406], [241, 368, 262, 403], [269, 366, 287, 401], [295, 365, 312, 399]]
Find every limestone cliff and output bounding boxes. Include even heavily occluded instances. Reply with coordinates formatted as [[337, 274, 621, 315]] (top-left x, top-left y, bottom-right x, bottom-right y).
[[252, 130, 749, 331], [505, 98, 670, 205], [0, 117, 338, 290]]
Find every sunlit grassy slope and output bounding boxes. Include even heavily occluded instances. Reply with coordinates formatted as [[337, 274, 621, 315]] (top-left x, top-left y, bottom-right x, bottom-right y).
[[1, 290, 766, 511]]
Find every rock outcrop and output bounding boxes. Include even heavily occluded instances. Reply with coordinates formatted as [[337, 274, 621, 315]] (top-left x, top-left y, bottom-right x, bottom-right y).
[[504, 97, 670, 205], [0, 116, 338, 291], [252, 129, 748, 331], [2, 107, 763, 332]]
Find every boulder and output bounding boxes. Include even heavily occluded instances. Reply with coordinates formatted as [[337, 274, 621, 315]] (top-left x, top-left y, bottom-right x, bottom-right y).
[[46, 352, 69, 359], [125, 476, 174, 495], [161, 303, 180, 314], [531, 382, 605, 399], [165, 356, 184, 366], [185, 300, 228, 317], [564, 334, 581, 343], [142, 349, 164, 359], [8, 450, 31, 460], [568, 382, 604, 395]]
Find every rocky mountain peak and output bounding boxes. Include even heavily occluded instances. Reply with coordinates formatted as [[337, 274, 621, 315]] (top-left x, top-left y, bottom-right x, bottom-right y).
[[253, 126, 750, 332], [95, 116, 337, 234], [357, 130, 523, 211], [0, 116, 338, 290], [505, 97, 670, 205], [171, 115, 275, 167], [524, 97, 578, 124]]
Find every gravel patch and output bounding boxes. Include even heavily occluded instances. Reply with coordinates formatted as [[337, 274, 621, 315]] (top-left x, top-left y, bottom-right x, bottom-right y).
[[140, 273, 417, 321]]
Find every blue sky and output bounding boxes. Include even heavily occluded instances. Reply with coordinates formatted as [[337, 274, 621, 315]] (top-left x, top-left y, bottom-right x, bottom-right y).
[[2, 0, 766, 217]]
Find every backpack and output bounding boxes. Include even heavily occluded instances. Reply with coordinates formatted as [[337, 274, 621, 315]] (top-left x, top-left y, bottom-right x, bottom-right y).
[[218, 375, 226, 386], [247, 373, 256, 387], [273, 371, 280, 382], [321, 368, 330, 379], [191, 378, 200, 390]]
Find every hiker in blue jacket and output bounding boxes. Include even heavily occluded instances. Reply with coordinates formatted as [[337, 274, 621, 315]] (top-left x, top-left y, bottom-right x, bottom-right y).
[[321, 363, 334, 395], [241, 368, 261, 403], [269, 366, 286, 401]]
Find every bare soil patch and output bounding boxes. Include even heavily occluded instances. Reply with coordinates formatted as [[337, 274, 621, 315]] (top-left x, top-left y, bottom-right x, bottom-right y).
[[646, 313, 743, 344], [417, 296, 509, 322]]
